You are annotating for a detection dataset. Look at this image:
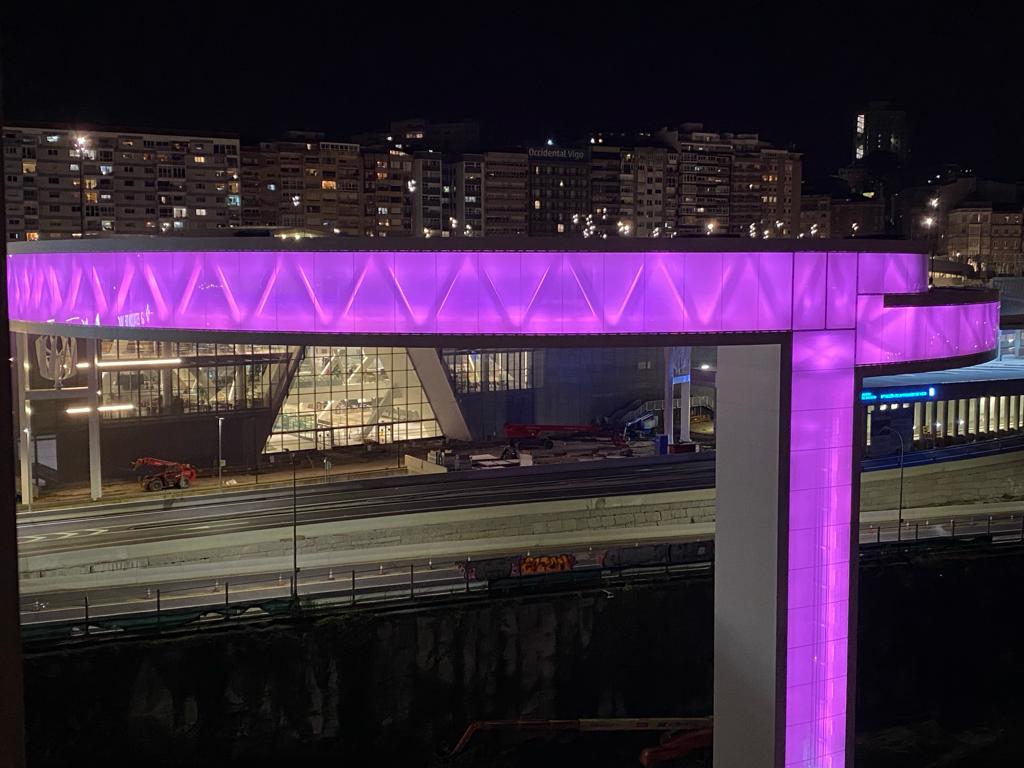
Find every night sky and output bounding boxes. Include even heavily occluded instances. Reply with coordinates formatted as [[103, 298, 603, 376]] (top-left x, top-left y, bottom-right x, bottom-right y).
[[3, 2, 1021, 180]]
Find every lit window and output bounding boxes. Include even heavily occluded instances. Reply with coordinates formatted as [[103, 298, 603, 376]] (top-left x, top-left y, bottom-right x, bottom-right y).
[[173, 220, 185, 230], [99, 165, 113, 175], [195, 208, 207, 216], [194, 155, 206, 164], [101, 220, 114, 231], [173, 206, 188, 219], [321, 180, 337, 190], [534, 200, 541, 210], [21, 160, 36, 174], [45, 135, 59, 143], [226, 194, 241, 206], [557, 223, 565, 233], [69, 163, 80, 172], [26, 231, 39, 241]]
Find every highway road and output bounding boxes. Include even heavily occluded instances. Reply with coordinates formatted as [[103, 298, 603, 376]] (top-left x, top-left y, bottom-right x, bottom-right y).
[[16, 454, 716, 556]]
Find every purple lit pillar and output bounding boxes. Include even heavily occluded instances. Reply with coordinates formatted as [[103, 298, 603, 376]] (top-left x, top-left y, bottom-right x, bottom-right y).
[[785, 331, 854, 767]]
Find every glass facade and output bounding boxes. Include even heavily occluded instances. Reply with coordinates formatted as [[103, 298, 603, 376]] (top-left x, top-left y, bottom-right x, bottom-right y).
[[96, 340, 297, 418], [264, 346, 440, 453], [866, 394, 1024, 449], [88, 339, 441, 453], [442, 349, 541, 394]]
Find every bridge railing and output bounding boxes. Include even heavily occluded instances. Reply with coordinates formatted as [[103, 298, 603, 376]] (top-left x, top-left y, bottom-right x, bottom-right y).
[[20, 511, 1024, 646]]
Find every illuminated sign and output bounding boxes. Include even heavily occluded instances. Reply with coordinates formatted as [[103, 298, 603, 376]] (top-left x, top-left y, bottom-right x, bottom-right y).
[[860, 386, 936, 403]]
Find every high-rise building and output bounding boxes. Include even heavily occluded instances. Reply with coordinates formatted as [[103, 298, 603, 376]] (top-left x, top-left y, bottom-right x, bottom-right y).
[[528, 146, 590, 235], [362, 148, 415, 236], [412, 151, 444, 238], [620, 146, 678, 238], [588, 143, 622, 238], [450, 154, 484, 237], [673, 126, 733, 235], [240, 132, 362, 234], [482, 151, 529, 237], [3, 125, 241, 241], [729, 135, 802, 237], [853, 101, 910, 164]]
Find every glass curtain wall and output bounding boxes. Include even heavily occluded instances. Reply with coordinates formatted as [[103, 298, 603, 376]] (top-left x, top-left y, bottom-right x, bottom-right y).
[[264, 346, 441, 453]]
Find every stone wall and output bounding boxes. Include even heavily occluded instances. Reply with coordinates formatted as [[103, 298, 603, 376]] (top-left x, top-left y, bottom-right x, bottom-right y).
[[25, 577, 714, 767], [859, 451, 1024, 511]]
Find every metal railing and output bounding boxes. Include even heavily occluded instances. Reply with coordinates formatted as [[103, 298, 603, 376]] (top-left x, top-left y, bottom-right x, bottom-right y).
[[21, 511, 1024, 645]]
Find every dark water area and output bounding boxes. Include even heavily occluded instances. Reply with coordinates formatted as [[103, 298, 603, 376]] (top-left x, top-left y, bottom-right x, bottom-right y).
[[23, 541, 1024, 767]]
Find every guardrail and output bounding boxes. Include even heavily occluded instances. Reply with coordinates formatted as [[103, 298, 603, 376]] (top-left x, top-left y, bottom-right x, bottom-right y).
[[20, 510, 1024, 646], [862, 432, 1024, 471]]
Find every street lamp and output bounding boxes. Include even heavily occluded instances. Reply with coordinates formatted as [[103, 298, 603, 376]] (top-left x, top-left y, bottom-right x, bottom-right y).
[[217, 416, 224, 486], [284, 448, 298, 598], [878, 425, 906, 540]]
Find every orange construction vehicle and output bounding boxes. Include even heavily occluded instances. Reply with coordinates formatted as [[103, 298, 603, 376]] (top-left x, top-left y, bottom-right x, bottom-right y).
[[131, 457, 198, 491]]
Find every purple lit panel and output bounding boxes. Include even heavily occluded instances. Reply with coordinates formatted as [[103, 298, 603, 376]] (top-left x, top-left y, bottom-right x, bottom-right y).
[[722, 251, 759, 331], [793, 251, 827, 330], [435, 252, 480, 334], [758, 251, 794, 331], [603, 252, 646, 332], [684, 251, 723, 331], [6, 245, 1002, 768], [857, 251, 927, 295], [643, 252, 688, 332], [826, 252, 857, 330], [563, 253, 604, 334], [521, 251, 564, 334]]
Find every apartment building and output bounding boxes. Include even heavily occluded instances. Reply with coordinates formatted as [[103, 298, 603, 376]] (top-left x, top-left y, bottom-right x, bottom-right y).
[[362, 148, 415, 236], [528, 146, 590, 235], [948, 204, 1024, 275], [482, 151, 529, 237], [240, 133, 361, 235], [4, 125, 240, 240]]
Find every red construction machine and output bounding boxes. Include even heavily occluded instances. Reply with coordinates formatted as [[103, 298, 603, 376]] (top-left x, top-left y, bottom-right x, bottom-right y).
[[131, 457, 197, 491]]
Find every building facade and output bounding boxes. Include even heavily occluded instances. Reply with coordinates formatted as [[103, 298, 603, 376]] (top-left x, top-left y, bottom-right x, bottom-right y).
[[240, 133, 362, 234], [528, 146, 590, 235], [947, 204, 1024, 275], [362, 148, 415, 236], [4, 125, 241, 241], [482, 151, 529, 237]]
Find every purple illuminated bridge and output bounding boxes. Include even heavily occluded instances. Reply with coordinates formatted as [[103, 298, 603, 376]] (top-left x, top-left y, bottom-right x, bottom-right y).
[[7, 238, 999, 767]]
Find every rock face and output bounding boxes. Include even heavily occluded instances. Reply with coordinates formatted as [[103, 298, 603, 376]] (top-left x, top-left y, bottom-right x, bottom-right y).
[[24, 577, 714, 767]]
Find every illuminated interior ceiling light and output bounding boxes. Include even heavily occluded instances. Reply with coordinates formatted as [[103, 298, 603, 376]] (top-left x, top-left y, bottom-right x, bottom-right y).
[[65, 406, 92, 414], [95, 357, 182, 369], [97, 403, 135, 413]]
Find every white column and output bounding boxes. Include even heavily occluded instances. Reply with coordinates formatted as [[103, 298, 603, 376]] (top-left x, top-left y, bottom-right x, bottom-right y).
[[663, 346, 675, 444], [86, 338, 102, 501], [407, 348, 471, 441], [677, 347, 691, 443], [714, 344, 784, 768], [16, 333, 31, 510]]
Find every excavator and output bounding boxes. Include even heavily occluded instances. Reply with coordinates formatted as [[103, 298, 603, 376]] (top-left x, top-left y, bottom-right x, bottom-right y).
[[131, 457, 198, 491]]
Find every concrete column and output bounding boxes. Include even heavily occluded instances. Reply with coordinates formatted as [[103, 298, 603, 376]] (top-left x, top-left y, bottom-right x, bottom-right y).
[[16, 333, 31, 510], [86, 338, 102, 501], [407, 348, 471, 441], [714, 344, 784, 768], [677, 347, 691, 443], [663, 347, 674, 444], [159, 341, 174, 414]]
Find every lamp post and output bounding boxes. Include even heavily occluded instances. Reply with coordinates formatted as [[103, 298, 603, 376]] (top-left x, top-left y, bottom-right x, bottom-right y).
[[879, 425, 906, 540], [23, 427, 31, 513], [284, 449, 298, 598], [217, 416, 224, 487]]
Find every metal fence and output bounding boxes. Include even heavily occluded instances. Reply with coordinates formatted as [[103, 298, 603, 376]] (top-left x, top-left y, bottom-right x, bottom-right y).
[[21, 511, 1024, 645]]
